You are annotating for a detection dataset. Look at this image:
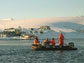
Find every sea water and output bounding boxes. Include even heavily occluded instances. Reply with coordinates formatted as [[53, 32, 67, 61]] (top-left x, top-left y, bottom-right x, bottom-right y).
[[0, 39, 84, 63]]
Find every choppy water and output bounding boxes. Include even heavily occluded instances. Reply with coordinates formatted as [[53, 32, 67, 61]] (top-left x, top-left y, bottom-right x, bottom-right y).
[[0, 39, 84, 63]]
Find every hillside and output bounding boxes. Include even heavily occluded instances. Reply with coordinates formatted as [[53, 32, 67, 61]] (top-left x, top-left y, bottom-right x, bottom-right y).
[[0, 16, 84, 39]]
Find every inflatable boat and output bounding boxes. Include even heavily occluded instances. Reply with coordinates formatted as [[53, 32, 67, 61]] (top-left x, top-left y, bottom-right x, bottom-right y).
[[32, 42, 77, 51]]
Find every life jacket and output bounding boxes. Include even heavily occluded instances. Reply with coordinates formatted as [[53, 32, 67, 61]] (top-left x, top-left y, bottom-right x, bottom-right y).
[[59, 33, 64, 46], [34, 39, 39, 45]]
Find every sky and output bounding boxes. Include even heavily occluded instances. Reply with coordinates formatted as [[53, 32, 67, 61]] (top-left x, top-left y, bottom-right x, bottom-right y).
[[0, 0, 84, 19]]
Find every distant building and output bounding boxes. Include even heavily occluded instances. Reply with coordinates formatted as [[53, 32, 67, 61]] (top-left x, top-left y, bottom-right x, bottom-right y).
[[28, 26, 51, 34], [39, 26, 50, 30], [4, 28, 15, 32], [0, 34, 7, 37], [0, 28, 22, 37], [28, 28, 38, 34]]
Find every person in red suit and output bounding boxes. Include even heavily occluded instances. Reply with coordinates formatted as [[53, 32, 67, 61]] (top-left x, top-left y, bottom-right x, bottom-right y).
[[59, 32, 64, 47], [52, 38, 56, 47]]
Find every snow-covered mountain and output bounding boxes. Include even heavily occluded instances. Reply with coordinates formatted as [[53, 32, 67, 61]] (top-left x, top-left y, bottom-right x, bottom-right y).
[[31, 29, 84, 39], [0, 16, 84, 39], [0, 17, 84, 31]]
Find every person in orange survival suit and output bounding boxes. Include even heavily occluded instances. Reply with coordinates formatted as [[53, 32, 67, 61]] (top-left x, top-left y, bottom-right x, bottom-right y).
[[44, 38, 50, 46], [52, 38, 56, 48], [58, 32, 64, 47], [34, 37, 39, 45]]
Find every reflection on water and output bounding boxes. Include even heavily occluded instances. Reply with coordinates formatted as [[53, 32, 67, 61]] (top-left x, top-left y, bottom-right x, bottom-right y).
[[0, 39, 84, 63]]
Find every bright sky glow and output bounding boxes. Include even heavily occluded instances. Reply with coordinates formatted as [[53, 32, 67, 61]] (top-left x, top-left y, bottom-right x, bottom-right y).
[[0, 0, 84, 19]]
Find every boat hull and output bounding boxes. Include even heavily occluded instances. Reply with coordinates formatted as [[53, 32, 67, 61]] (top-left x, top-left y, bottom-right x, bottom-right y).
[[32, 45, 77, 51]]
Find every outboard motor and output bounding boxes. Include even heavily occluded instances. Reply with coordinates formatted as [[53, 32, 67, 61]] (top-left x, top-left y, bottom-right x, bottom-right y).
[[68, 42, 74, 48]]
